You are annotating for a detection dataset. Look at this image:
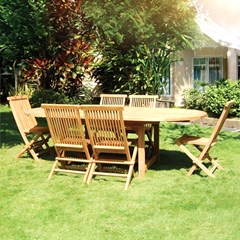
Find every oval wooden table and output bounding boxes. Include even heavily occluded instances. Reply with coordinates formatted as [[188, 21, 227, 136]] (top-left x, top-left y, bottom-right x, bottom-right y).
[[26, 107, 207, 178]]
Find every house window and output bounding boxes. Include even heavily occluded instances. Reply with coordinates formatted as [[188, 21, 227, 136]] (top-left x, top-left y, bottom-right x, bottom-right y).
[[193, 57, 223, 86], [160, 65, 171, 96]]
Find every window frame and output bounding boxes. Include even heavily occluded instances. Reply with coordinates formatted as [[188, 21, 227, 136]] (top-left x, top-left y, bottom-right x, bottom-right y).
[[192, 56, 224, 87]]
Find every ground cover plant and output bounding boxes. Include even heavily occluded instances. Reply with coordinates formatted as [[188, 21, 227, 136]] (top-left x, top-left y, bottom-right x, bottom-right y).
[[1, 104, 240, 239]]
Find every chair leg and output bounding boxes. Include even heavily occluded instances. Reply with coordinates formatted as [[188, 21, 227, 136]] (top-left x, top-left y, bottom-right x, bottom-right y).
[[83, 161, 92, 183], [187, 160, 215, 178], [17, 133, 52, 162], [196, 160, 215, 177], [125, 145, 138, 189], [187, 164, 197, 176], [210, 164, 219, 174], [16, 145, 29, 158], [29, 148, 40, 162], [125, 164, 134, 190], [194, 145, 223, 171], [48, 160, 59, 179], [87, 162, 96, 184], [208, 157, 223, 171], [177, 140, 215, 177], [40, 134, 54, 156], [17, 140, 41, 162]]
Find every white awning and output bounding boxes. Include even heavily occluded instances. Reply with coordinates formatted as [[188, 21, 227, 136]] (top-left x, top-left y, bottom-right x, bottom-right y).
[[196, 16, 240, 50], [194, 0, 240, 50]]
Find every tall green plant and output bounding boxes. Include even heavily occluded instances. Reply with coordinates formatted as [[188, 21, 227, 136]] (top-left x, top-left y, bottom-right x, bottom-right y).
[[82, 0, 203, 94], [128, 44, 174, 95]]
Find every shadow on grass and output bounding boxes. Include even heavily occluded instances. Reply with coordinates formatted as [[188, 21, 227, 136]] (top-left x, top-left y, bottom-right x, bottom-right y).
[[161, 122, 240, 141], [0, 111, 22, 147], [151, 149, 192, 171], [15, 150, 56, 162], [150, 148, 216, 178], [0, 110, 55, 161]]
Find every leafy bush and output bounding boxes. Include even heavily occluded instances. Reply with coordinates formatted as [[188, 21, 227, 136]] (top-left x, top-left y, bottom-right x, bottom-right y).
[[204, 80, 240, 117], [182, 88, 205, 110], [182, 80, 240, 118], [30, 88, 93, 107]]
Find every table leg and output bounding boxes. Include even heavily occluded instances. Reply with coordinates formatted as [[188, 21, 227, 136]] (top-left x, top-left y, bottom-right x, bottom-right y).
[[153, 123, 159, 161], [144, 123, 159, 169], [125, 122, 159, 178], [136, 124, 145, 178]]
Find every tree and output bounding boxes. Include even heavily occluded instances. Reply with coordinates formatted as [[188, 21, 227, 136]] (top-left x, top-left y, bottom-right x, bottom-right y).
[[82, 0, 203, 95], [0, 0, 94, 95], [0, 0, 47, 67]]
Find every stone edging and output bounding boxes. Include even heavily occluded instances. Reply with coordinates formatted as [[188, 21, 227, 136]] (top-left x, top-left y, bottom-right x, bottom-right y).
[[192, 117, 240, 130]]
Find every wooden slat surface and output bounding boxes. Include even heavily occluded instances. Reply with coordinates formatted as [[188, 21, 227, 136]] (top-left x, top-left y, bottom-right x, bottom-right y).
[[26, 107, 207, 122]]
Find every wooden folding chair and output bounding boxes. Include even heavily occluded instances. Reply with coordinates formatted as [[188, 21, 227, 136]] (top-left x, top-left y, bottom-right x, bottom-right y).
[[7, 95, 52, 162], [128, 95, 158, 156], [81, 105, 138, 190], [100, 94, 127, 106], [42, 104, 92, 182], [176, 100, 234, 177], [129, 95, 158, 108]]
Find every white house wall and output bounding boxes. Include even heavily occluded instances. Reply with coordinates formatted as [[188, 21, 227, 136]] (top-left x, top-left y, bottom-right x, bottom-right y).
[[227, 48, 238, 80], [173, 49, 193, 106], [173, 46, 229, 106]]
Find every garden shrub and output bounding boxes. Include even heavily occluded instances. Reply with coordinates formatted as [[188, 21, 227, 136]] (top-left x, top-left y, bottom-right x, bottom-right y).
[[30, 88, 93, 107], [182, 80, 240, 118], [204, 80, 240, 117], [182, 88, 205, 110]]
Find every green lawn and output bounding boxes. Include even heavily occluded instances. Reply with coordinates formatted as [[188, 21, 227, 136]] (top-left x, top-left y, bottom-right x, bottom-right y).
[[1, 104, 240, 240]]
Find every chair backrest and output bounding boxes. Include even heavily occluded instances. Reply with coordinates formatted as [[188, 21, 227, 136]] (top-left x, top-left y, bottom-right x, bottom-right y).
[[200, 100, 234, 159], [81, 105, 131, 159], [129, 95, 158, 108], [7, 95, 38, 134], [210, 100, 234, 142], [42, 104, 88, 148], [100, 94, 127, 106]]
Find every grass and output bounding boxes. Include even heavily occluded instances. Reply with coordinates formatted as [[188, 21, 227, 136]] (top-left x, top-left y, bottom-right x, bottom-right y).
[[1, 104, 240, 240]]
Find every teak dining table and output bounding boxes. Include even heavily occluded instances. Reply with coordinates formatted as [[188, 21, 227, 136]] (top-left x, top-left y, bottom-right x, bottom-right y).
[[26, 106, 207, 178]]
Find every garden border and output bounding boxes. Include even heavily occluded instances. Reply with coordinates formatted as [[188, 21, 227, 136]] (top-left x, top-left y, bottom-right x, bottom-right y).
[[192, 117, 240, 131]]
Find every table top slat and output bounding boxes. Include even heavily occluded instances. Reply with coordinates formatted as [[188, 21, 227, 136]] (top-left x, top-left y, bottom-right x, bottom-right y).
[[25, 107, 207, 122]]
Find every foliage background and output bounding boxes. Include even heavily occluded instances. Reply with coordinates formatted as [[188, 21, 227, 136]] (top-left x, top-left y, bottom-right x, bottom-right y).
[[0, 0, 95, 101], [82, 0, 203, 95], [0, 0, 203, 100], [182, 80, 240, 117]]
